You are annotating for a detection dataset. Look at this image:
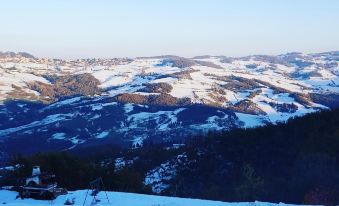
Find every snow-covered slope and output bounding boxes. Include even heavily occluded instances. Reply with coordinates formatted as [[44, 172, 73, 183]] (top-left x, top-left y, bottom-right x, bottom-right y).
[[0, 98, 239, 156], [0, 189, 306, 206], [1, 52, 338, 108], [0, 51, 338, 156]]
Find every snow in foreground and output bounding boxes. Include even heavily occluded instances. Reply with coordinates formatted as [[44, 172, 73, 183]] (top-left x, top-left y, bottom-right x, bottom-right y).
[[0, 189, 306, 206]]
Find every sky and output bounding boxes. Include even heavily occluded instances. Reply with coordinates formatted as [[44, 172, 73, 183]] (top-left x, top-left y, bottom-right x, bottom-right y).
[[0, 0, 338, 59]]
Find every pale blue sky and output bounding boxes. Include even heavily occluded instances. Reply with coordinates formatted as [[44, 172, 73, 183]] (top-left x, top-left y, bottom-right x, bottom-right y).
[[0, 0, 338, 58]]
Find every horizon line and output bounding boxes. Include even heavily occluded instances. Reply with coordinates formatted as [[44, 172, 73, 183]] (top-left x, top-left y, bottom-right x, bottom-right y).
[[1, 49, 338, 60]]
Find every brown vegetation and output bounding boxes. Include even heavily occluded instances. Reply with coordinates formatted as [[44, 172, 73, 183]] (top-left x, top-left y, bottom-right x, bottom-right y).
[[222, 76, 261, 92], [137, 83, 173, 94], [29, 73, 101, 102], [230, 100, 266, 115], [115, 93, 191, 106], [165, 57, 196, 68], [195, 60, 224, 69], [6, 85, 40, 101]]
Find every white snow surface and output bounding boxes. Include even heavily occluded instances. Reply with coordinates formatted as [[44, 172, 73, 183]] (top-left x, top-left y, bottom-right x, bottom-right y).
[[96, 131, 110, 139], [51, 133, 66, 140], [0, 189, 308, 206], [235, 113, 266, 128], [144, 153, 187, 194], [127, 108, 186, 131], [0, 113, 75, 137]]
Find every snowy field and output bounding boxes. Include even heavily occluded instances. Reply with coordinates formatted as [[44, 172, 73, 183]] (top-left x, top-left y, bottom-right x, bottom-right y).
[[0, 189, 306, 206]]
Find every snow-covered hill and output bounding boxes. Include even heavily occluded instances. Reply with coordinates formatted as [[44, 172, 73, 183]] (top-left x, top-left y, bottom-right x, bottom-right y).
[[0, 189, 306, 206], [0, 51, 338, 156], [1, 52, 339, 107]]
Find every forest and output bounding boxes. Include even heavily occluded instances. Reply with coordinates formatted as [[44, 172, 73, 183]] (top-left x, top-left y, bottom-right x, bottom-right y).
[[1, 109, 339, 205]]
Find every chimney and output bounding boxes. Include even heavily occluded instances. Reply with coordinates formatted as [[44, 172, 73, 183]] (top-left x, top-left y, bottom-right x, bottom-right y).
[[32, 166, 41, 176]]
